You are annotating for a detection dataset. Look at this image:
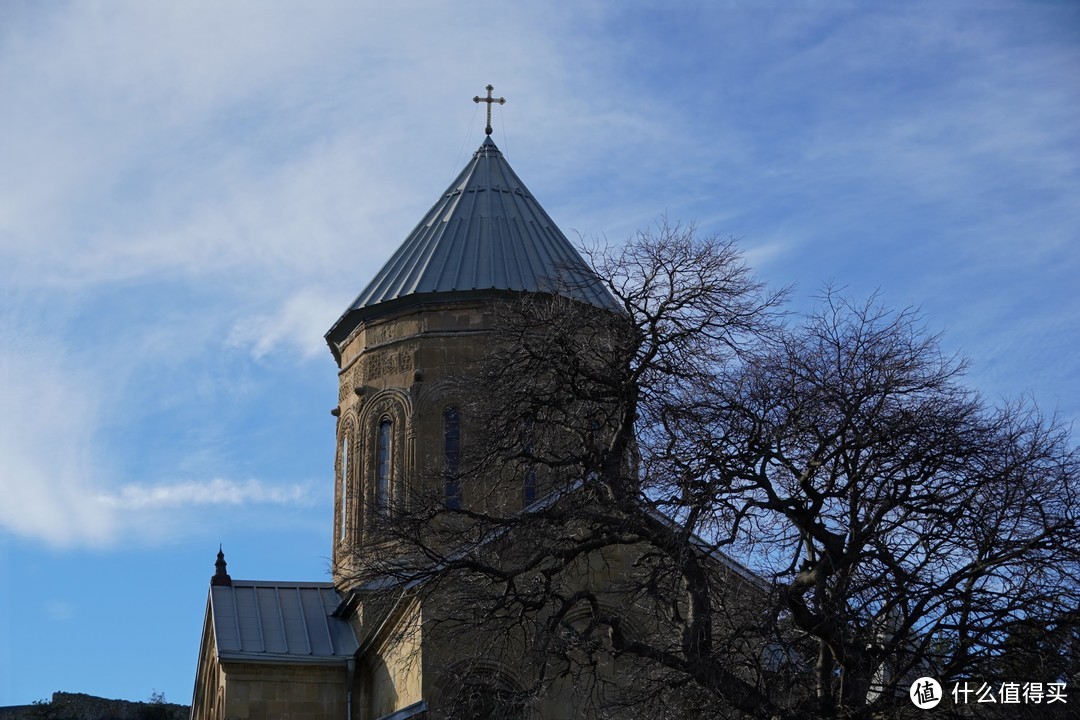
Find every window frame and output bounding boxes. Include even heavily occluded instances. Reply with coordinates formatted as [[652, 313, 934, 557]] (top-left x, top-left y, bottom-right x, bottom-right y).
[[375, 416, 392, 515]]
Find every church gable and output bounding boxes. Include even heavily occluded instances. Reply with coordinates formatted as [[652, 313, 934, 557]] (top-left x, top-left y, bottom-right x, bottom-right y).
[[190, 553, 364, 720]]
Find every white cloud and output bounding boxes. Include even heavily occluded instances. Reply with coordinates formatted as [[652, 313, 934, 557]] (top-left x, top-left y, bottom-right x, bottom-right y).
[[0, 312, 319, 547], [97, 477, 314, 510], [0, 329, 116, 547], [1, 0, 1077, 557], [0, 2, 594, 293], [227, 287, 345, 360]]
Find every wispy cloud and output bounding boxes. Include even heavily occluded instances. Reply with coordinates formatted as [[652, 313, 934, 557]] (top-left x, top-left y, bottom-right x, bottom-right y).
[[227, 288, 345, 360], [1, 1, 1077, 558], [0, 315, 319, 547], [97, 477, 314, 510], [0, 324, 114, 546]]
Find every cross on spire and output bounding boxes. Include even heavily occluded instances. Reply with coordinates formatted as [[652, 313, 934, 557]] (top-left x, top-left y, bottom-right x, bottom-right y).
[[473, 84, 506, 136]]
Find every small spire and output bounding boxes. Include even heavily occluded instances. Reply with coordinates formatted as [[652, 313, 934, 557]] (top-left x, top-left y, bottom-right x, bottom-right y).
[[211, 544, 232, 587], [473, 84, 506, 136]]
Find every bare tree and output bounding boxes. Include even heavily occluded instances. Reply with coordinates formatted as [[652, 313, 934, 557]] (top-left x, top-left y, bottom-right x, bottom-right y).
[[354, 221, 1079, 719], [690, 291, 1080, 717]]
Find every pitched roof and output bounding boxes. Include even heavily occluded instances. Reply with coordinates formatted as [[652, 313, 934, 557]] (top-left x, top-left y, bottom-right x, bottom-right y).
[[326, 137, 619, 348], [209, 580, 358, 664]]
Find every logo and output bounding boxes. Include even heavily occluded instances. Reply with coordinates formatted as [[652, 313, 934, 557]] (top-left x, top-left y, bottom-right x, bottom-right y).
[[910, 677, 942, 709]]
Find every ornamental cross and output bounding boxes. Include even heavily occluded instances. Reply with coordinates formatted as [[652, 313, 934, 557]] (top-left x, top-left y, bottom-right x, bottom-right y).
[[473, 84, 506, 136]]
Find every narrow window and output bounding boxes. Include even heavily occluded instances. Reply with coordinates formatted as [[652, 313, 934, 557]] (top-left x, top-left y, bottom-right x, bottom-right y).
[[376, 419, 392, 515], [444, 407, 461, 509], [522, 415, 536, 507], [339, 436, 349, 540]]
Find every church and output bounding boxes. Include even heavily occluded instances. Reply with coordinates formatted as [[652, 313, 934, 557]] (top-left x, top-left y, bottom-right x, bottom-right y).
[[189, 90, 763, 720], [189, 90, 623, 720]]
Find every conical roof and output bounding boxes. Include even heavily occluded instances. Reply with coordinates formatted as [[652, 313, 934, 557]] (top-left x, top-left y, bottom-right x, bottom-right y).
[[326, 137, 618, 348]]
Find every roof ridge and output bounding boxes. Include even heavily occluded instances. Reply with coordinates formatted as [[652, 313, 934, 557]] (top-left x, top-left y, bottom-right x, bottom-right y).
[[226, 579, 337, 587]]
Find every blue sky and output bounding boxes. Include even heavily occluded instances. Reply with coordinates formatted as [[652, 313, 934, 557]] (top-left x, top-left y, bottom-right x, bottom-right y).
[[1, 0, 1077, 707]]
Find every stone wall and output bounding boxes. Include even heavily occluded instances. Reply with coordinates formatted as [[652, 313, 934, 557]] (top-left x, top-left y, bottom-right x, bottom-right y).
[[216, 663, 352, 720], [0, 692, 188, 720]]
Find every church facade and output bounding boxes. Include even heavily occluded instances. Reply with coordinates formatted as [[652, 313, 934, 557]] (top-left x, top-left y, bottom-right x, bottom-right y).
[[190, 124, 633, 720]]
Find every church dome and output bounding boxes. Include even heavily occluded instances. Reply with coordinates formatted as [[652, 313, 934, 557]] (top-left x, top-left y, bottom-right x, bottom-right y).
[[325, 136, 619, 350]]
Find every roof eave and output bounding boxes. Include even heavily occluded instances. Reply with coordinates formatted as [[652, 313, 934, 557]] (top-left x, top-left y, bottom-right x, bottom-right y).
[[217, 652, 355, 665]]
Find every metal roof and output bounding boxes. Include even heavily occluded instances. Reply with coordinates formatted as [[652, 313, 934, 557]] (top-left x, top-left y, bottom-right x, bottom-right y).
[[209, 580, 359, 664], [326, 137, 619, 346], [376, 701, 428, 720]]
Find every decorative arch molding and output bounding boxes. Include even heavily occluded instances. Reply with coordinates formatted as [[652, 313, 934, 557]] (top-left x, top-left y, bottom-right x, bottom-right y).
[[359, 388, 413, 437], [412, 379, 462, 417], [430, 658, 532, 720], [551, 597, 649, 704], [358, 389, 414, 537], [558, 598, 646, 645], [338, 406, 361, 429]]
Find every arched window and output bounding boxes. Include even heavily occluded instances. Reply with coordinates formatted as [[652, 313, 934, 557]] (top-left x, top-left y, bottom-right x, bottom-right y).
[[444, 406, 461, 509], [376, 418, 392, 515], [445, 669, 526, 720], [339, 435, 349, 540]]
